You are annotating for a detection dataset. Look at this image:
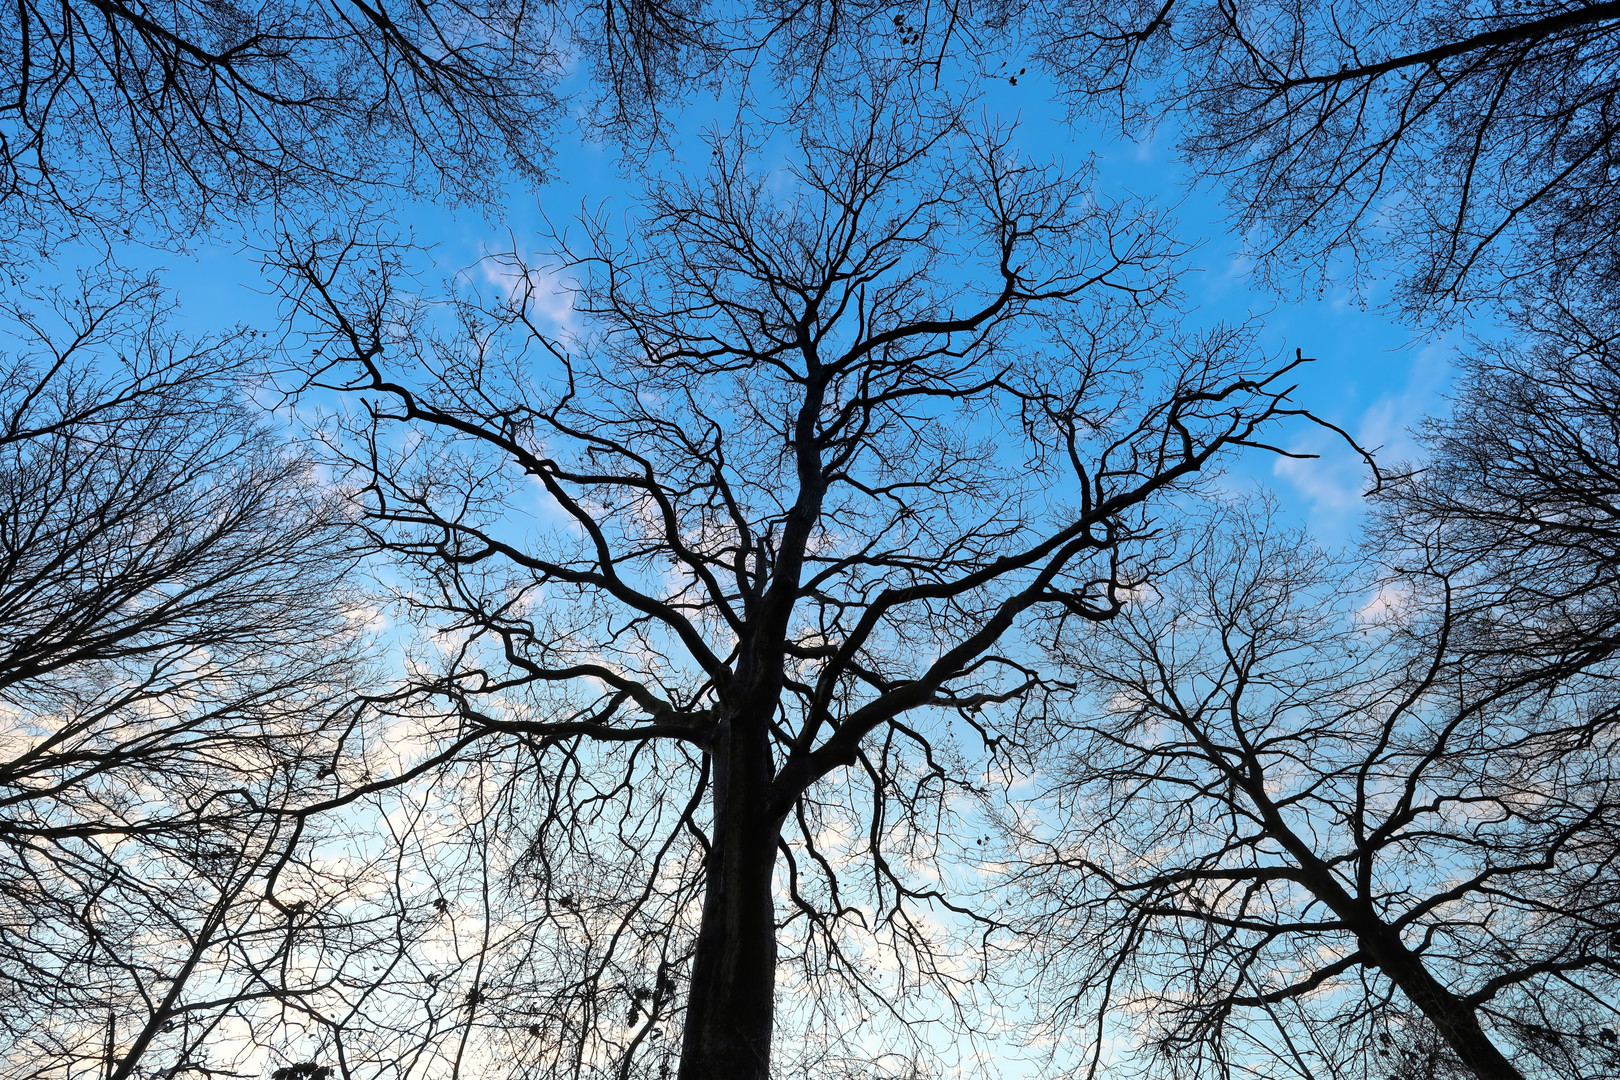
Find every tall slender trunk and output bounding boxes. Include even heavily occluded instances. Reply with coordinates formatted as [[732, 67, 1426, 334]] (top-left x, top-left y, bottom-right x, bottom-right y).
[[677, 714, 785, 1080], [109, 856, 245, 1080]]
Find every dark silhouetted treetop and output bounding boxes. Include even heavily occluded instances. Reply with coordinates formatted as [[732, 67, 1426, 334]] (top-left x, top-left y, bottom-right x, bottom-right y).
[[1377, 293, 1620, 704], [1011, 502, 1620, 1080], [0, 271, 375, 1080], [0, 0, 1035, 257], [0, 0, 732, 251], [1027, 0, 1620, 312]]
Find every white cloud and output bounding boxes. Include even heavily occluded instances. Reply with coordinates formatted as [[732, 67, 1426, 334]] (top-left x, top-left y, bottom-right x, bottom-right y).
[[1273, 335, 1454, 524], [1358, 580, 1414, 623], [479, 254, 579, 334]]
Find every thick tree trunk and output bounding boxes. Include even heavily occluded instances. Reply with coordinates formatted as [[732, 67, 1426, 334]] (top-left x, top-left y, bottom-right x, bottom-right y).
[[1369, 943, 1526, 1080], [677, 716, 785, 1080], [1277, 827, 1526, 1080]]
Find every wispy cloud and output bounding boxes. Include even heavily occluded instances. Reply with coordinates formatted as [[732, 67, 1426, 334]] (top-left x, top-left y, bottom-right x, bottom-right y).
[[1272, 335, 1454, 526], [478, 253, 580, 335]]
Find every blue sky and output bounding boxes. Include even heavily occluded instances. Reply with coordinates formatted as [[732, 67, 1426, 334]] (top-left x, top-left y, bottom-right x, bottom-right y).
[[0, 41, 1506, 1080], [86, 63, 1465, 549]]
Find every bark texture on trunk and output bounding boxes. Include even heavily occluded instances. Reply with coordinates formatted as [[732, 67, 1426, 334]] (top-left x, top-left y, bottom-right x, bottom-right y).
[[677, 715, 784, 1080]]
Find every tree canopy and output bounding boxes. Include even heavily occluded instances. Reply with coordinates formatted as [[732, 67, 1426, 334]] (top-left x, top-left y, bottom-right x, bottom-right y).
[[8, 0, 1620, 1075], [1029, 0, 1620, 312], [269, 92, 1336, 1079]]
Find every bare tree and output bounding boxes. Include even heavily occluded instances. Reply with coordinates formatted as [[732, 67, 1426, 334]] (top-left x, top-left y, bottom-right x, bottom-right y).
[[0, 0, 572, 250], [0, 272, 376, 1080], [1025, 0, 1620, 312], [0, 0, 799, 258], [1376, 296, 1620, 692], [0, 0, 1007, 259], [1009, 502, 1620, 1080], [274, 86, 1344, 1080]]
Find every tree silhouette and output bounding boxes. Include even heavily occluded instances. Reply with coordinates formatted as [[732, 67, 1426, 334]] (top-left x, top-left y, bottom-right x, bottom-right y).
[[275, 90, 1346, 1079], [1012, 503, 1620, 1080], [0, 272, 372, 1080], [1029, 0, 1620, 311]]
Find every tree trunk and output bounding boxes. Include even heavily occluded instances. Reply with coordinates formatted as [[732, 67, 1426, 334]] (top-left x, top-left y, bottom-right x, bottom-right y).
[[1370, 943, 1526, 1080], [677, 715, 784, 1080], [1266, 826, 1526, 1080], [1427, 1004, 1526, 1080]]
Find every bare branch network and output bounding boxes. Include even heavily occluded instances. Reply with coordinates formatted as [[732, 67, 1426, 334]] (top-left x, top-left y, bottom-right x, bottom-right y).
[[1031, 0, 1620, 311], [265, 92, 1336, 1080], [7, 0, 1620, 1076]]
